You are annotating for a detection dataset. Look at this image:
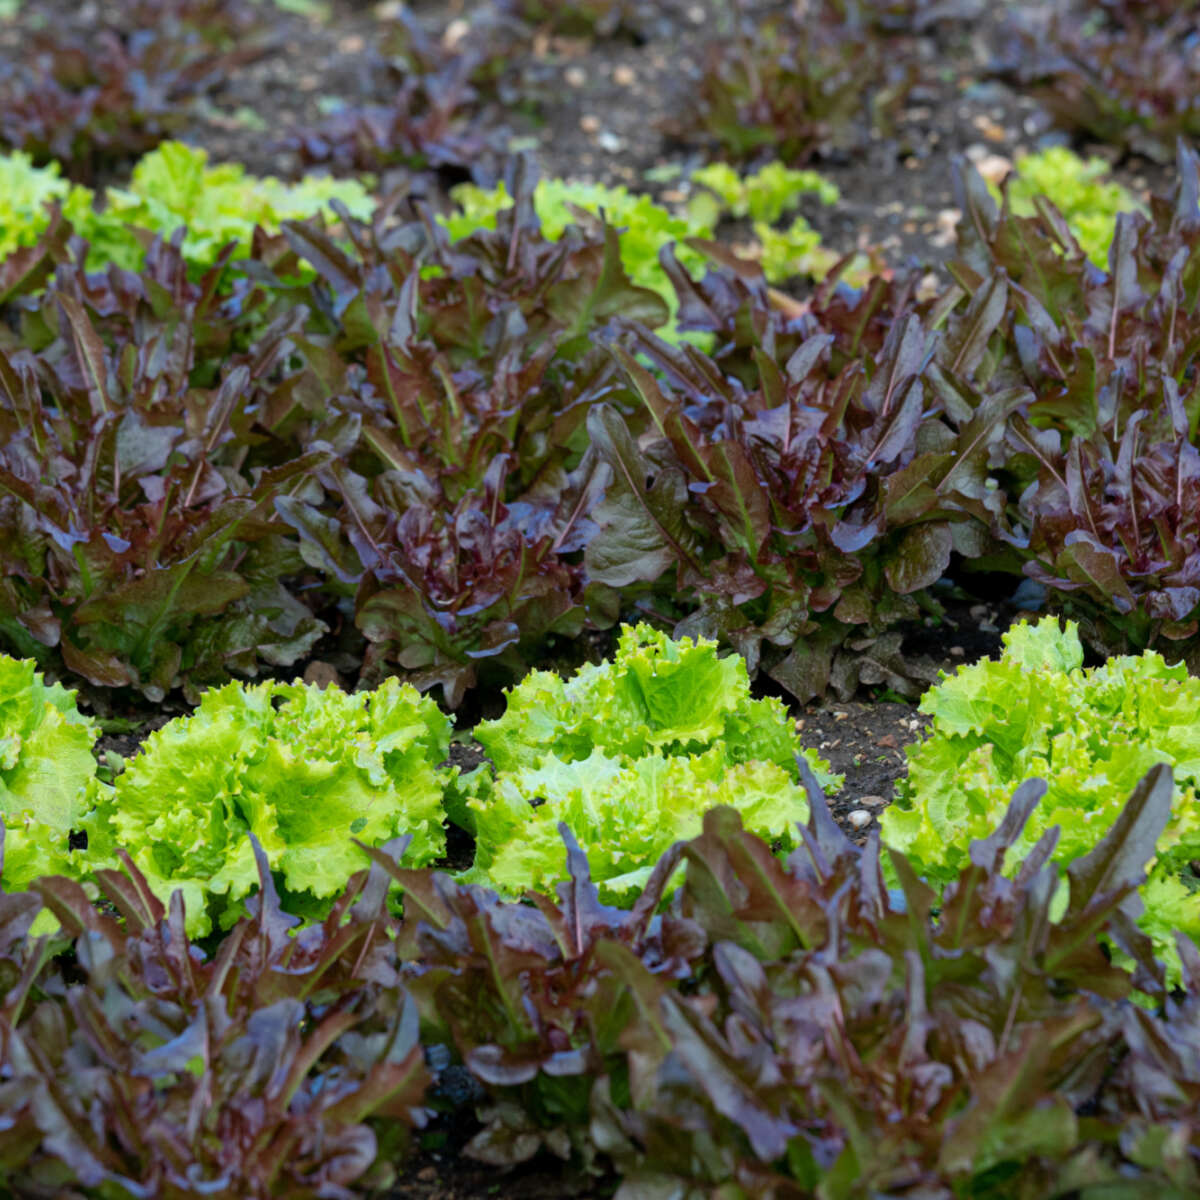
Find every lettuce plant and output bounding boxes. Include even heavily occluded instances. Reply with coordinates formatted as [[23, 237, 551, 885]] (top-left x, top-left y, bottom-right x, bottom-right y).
[[285, 4, 522, 174], [684, 6, 883, 164], [464, 624, 840, 899], [0, 656, 96, 894], [689, 160, 857, 284], [0, 151, 90, 259], [689, 160, 840, 225], [950, 146, 1200, 654], [0, 841, 431, 1194], [0, 0, 271, 179], [0, 141, 374, 274], [880, 617, 1200, 959], [442, 177, 713, 327], [1005, 3, 1200, 162], [497, 0, 640, 36], [85, 676, 453, 935], [994, 147, 1142, 268], [75, 140, 375, 271], [0, 245, 332, 699]]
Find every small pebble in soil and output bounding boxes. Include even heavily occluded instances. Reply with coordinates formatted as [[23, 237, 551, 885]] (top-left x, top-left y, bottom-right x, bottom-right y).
[[974, 154, 1012, 185], [442, 19, 469, 49], [860, 795, 887, 807], [848, 810, 873, 829]]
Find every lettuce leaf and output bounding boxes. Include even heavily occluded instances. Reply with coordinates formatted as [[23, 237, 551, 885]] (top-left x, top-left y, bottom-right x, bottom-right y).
[[0, 655, 97, 893], [467, 624, 840, 898], [0, 151, 91, 258], [469, 747, 814, 901], [75, 140, 375, 271], [87, 676, 451, 935], [881, 616, 1200, 965]]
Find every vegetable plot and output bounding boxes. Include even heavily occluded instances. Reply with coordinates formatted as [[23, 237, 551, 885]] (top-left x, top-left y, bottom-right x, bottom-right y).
[[2, 0, 1200, 1190]]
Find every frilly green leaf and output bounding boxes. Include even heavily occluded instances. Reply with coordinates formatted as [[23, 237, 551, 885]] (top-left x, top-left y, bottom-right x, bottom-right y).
[[90, 675, 451, 935]]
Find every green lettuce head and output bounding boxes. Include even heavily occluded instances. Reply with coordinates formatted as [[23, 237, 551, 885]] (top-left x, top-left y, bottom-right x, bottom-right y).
[[87, 676, 452, 935], [466, 623, 840, 899], [470, 747, 822, 902], [996, 147, 1143, 268], [0, 656, 98, 895], [881, 616, 1200, 966], [0, 152, 93, 260]]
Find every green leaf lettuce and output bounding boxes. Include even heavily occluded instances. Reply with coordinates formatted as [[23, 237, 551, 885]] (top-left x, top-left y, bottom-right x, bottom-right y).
[[880, 616, 1200, 964], [86, 676, 451, 935], [466, 623, 840, 898], [0, 655, 97, 894]]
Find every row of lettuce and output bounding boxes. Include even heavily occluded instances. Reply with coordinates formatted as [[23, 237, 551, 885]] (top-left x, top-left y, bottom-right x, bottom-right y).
[[1, 140, 872, 322], [6, 617, 1200, 968], [1, 138, 1143, 304], [0, 137, 1194, 709], [1, 625, 1199, 1194]]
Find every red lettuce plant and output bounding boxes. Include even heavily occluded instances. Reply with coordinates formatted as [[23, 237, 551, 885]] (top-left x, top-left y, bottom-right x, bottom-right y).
[[0, 235, 329, 699], [0, 831, 431, 1197], [0, 0, 269, 180], [1001, 2, 1200, 162], [680, 2, 899, 164], [285, 7, 523, 176], [496, 0, 643, 38], [281, 455, 598, 707], [585, 293, 1023, 698], [950, 144, 1200, 656]]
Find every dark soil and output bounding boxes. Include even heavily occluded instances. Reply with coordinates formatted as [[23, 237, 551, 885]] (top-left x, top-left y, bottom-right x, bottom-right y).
[[393, 1149, 616, 1200]]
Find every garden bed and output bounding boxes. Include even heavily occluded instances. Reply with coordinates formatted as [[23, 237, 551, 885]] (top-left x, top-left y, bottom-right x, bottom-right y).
[[1, 0, 1199, 1194]]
